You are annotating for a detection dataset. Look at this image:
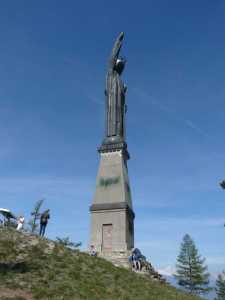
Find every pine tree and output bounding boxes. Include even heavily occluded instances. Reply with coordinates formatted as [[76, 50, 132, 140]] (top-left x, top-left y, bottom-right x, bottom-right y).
[[215, 272, 225, 300], [174, 234, 211, 295], [28, 199, 44, 233]]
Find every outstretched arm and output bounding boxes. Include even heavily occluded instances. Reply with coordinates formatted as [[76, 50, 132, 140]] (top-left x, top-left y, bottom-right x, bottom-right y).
[[109, 32, 124, 69]]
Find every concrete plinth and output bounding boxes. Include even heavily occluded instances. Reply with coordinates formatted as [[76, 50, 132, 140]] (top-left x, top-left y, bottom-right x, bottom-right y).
[[90, 150, 134, 263], [98, 250, 132, 268]]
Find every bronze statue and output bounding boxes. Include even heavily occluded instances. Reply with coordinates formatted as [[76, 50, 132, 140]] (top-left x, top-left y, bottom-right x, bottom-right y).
[[104, 32, 127, 144], [220, 180, 225, 189]]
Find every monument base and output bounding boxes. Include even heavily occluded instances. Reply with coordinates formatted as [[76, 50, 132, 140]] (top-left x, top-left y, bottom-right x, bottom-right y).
[[90, 150, 135, 262], [98, 250, 131, 268]]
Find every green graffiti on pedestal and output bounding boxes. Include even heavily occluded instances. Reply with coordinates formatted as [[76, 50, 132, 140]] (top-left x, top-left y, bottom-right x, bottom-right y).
[[99, 176, 120, 187]]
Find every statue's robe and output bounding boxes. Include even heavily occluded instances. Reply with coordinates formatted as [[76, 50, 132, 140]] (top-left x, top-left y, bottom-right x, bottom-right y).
[[106, 70, 125, 139]]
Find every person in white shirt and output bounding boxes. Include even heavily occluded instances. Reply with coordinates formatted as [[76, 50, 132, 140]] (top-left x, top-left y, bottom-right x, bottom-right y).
[[16, 216, 25, 231]]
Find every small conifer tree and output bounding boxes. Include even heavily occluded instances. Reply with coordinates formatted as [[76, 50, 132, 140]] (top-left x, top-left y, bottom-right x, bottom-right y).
[[174, 234, 211, 295], [56, 237, 82, 249], [28, 199, 44, 233], [215, 272, 225, 300]]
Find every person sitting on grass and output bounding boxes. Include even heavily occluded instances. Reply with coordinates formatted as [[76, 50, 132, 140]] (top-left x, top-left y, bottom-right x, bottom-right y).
[[90, 245, 97, 257], [129, 248, 142, 271], [39, 209, 50, 237], [133, 253, 141, 271]]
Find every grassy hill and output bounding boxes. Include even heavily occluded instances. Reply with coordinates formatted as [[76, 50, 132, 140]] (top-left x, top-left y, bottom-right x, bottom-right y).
[[0, 228, 203, 300]]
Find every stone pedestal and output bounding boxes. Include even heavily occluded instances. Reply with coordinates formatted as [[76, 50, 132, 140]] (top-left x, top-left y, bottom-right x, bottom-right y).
[[98, 250, 132, 268], [90, 150, 134, 263]]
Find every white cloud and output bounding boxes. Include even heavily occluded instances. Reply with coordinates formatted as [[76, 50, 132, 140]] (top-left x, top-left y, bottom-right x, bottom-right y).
[[157, 265, 176, 277], [184, 119, 208, 137], [157, 264, 223, 282], [132, 87, 208, 137]]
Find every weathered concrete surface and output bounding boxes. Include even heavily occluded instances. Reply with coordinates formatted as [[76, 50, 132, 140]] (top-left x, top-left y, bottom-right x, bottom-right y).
[[92, 151, 132, 208], [90, 150, 134, 256], [98, 250, 132, 268]]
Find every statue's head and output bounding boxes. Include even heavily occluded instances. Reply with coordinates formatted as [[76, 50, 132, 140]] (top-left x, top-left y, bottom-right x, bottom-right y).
[[115, 57, 126, 75]]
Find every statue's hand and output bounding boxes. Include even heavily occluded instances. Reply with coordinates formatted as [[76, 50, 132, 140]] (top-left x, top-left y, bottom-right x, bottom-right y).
[[109, 32, 125, 70], [118, 32, 124, 41]]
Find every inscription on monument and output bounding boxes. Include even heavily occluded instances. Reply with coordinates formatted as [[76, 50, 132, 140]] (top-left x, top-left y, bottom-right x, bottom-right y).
[[99, 176, 120, 187]]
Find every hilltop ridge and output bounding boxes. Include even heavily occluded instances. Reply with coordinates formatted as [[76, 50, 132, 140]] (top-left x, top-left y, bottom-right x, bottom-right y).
[[0, 228, 202, 300]]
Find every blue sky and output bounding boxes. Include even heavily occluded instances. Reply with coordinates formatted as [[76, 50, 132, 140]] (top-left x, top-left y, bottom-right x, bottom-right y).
[[0, 0, 225, 283]]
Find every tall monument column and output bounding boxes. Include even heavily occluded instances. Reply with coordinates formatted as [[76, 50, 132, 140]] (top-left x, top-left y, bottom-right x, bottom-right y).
[[90, 33, 135, 266]]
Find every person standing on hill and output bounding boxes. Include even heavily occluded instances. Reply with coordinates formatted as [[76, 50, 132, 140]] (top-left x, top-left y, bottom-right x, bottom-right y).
[[16, 215, 25, 231], [39, 209, 50, 237]]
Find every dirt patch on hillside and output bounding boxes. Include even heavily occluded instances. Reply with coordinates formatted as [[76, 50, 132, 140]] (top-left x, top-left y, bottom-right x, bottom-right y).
[[0, 288, 33, 300]]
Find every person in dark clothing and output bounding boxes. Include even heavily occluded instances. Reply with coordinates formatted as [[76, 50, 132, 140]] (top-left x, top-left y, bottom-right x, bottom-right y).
[[129, 248, 142, 271], [39, 209, 50, 237]]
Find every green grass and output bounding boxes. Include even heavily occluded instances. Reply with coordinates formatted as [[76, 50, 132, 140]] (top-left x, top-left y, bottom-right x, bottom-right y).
[[0, 228, 203, 300]]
